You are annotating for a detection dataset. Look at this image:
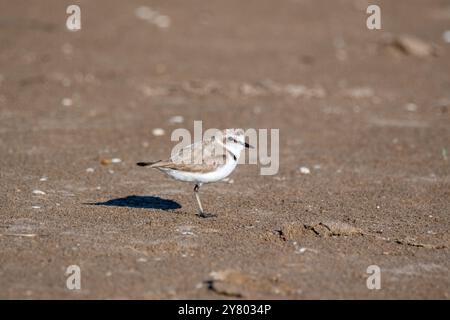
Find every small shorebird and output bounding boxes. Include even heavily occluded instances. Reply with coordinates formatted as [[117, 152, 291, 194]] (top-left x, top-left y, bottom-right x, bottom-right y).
[[137, 129, 253, 218]]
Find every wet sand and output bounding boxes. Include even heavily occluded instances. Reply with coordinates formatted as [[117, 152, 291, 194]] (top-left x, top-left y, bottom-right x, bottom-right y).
[[0, 0, 449, 299]]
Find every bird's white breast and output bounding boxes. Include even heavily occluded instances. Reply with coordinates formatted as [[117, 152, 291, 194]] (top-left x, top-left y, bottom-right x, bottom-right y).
[[161, 158, 238, 184]]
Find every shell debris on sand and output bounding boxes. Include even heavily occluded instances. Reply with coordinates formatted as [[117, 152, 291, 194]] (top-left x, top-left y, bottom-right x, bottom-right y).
[[134, 6, 171, 29], [299, 166, 311, 174], [32, 190, 46, 195], [152, 128, 165, 136], [168, 115, 184, 124], [387, 34, 436, 58], [100, 158, 121, 165], [61, 97, 73, 107], [442, 30, 450, 43], [405, 103, 418, 112]]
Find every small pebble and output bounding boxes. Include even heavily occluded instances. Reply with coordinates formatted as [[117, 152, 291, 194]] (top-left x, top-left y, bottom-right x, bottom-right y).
[[152, 128, 165, 136], [443, 30, 450, 43], [111, 158, 122, 163], [39, 177, 48, 181], [61, 98, 73, 107], [154, 15, 171, 29], [86, 168, 95, 173], [405, 103, 418, 112], [32, 190, 46, 195], [391, 34, 435, 57], [168, 115, 184, 124], [297, 247, 307, 254], [100, 159, 112, 165], [299, 166, 311, 174], [135, 6, 156, 20], [31, 206, 41, 209]]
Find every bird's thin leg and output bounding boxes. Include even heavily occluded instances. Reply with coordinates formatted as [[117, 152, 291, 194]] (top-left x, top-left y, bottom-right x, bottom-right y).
[[194, 183, 216, 218], [194, 184, 204, 216]]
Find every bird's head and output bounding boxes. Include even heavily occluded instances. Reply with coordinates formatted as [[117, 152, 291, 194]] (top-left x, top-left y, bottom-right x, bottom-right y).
[[219, 128, 254, 156]]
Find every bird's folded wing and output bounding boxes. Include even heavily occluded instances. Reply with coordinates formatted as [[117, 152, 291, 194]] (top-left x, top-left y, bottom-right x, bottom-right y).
[[152, 140, 228, 173]]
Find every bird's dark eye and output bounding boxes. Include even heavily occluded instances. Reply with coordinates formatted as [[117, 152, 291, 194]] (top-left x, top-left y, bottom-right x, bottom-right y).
[[227, 136, 234, 142]]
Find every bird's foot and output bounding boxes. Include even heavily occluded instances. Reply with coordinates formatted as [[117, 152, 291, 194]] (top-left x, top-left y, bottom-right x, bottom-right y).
[[197, 211, 217, 218]]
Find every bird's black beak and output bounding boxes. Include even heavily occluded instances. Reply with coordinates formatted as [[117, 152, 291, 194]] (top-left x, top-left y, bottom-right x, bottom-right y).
[[244, 142, 254, 149]]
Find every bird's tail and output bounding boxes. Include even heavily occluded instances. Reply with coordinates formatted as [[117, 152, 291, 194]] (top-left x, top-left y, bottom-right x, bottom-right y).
[[136, 160, 162, 167]]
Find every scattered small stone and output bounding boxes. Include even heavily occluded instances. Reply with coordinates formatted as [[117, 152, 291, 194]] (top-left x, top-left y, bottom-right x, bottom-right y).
[[405, 103, 418, 112], [154, 15, 171, 29], [108, 169, 114, 174], [32, 190, 46, 195], [135, 6, 157, 20], [31, 206, 41, 209], [134, 6, 171, 29], [152, 128, 165, 136], [176, 226, 195, 236], [39, 177, 48, 181], [295, 246, 307, 254], [100, 158, 121, 165], [223, 178, 234, 184], [443, 30, 450, 43], [168, 115, 184, 124], [195, 282, 203, 289], [299, 166, 311, 174], [390, 34, 436, 58], [137, 257, 148, 263], [61, 97, 73, 107], [141, 141, 150, 148], [86, 167, 95, 173], [100, 159, 112, 165]]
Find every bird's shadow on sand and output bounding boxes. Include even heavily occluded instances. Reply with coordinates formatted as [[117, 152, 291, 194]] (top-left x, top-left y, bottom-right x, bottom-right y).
[[87, 195, 181, 211]]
